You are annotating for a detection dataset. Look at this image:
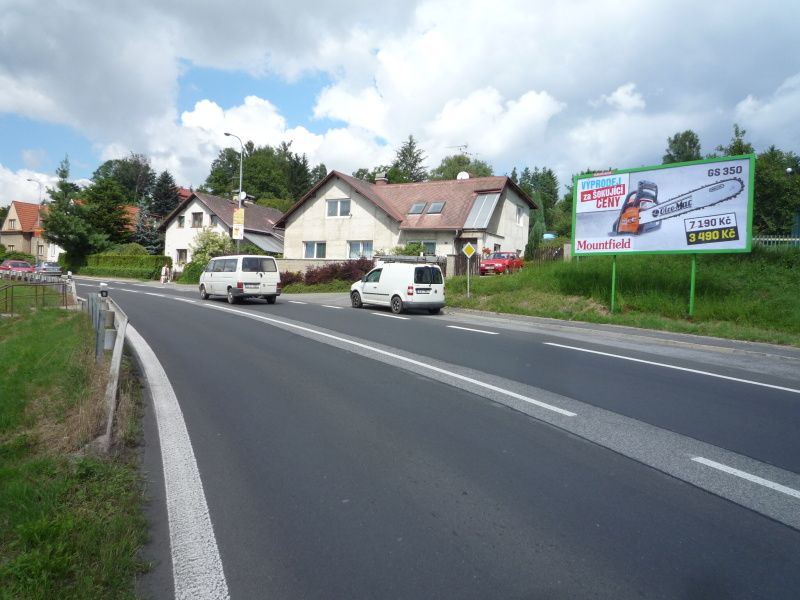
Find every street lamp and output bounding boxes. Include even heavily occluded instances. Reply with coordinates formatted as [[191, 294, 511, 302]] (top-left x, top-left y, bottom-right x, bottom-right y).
[[26, 178, 43, 204], [223, 132, 244, 208]]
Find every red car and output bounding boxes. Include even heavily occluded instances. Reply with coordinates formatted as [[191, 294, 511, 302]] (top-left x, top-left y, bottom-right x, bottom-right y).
[[480, 252, 524, 275], [0, 259, 36, 273]]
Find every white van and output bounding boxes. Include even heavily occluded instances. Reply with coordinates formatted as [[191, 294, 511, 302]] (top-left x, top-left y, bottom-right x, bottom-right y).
[[350, 258, 445, 314], [199, 255, 281, 304]]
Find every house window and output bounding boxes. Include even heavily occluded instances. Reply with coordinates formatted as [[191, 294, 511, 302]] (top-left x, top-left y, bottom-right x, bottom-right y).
[[191, 212, 203, 228], [516, 206, 525, 226], [177, 216, 185, 228], [327, 199, 350, 217], [37, 244, 44, 256], [177, 249, 187, 265], [408, 202, 426, 215], [427, 202, 445, 214], [304, 241, 326, 258], [348, 240, 373, 258], [411, 240, 436, 255], [7, 245, 14, 251], [8, 219, 16, 229]]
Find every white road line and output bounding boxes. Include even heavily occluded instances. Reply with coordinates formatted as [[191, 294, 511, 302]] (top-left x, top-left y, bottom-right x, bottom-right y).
[[288, 300, 307, 305], [372, 313, 409, 320], [173, 297, 197, 304], [322, 305, 344, 309], [691, 457, 800, 500], [448, 325, 499, 335], [544, 342, 800, 395], [145, 292, 166, 298], [126, 326, 229, 600], [205, 304, 576, 417]]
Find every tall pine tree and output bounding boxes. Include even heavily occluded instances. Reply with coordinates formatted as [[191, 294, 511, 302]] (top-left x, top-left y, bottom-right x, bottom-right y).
[[151, 170, 182, 217]]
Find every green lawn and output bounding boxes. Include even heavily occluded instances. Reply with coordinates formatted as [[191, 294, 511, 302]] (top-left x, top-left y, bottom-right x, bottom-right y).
[[446, 246, 800, 346], [0, 310, 148, 599], [0, 282, 70, 314]]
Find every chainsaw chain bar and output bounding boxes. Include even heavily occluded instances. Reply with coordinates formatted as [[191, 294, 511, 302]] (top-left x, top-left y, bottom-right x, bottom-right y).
[[647, 177, 745, 223]]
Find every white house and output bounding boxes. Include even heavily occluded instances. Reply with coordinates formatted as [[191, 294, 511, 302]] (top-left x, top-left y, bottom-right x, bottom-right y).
[[274, 171, 537, 259], [160, 192, 284, 267]]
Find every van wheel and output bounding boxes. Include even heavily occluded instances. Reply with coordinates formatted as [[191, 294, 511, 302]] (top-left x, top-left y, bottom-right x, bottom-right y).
[[266, 295, 276, 304], [428, 307, 441, 314], [350, 291, 363, 308], [390, 295, 403, 314], [227, 288, 237, 304], [199, 285, 209, 300]]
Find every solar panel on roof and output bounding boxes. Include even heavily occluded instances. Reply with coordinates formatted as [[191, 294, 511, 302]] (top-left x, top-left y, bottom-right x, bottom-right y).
[[463, 193, 500, 228]]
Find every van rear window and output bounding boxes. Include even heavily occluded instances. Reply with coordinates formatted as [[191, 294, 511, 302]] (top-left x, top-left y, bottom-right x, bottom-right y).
[[242, 257, 277, 272], [414, 266, 443, 284]]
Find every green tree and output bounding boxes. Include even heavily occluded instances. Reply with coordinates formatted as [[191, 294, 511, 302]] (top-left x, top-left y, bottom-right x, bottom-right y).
[[713, 124, 754, 157], [133, 205, 164, 254], [83, 178, 133, 244], [0, 206, 8, 225], [390, 135, 428, 182], [92, 153, 156, 205], [429, 154, 493, 180], [753, 146, 800, 235], [42, 201, 110, 268], [189, 229, 234, 266], [663, 130, 702, 164], [46, 155, 81, 204], [310, 163, 327, 185], [151, 170, 182, 217]]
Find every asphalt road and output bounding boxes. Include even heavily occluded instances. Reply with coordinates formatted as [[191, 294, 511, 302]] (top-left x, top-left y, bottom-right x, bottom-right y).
[[76, 279, 800, 599]]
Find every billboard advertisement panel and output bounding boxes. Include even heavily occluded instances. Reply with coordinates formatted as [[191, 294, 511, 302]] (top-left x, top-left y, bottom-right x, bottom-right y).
[[572, 155, 755, 255]]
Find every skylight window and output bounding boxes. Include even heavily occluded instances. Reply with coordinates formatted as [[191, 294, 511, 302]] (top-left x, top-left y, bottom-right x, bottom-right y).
[[408, 202, 426, 215], [427, 201, 445, 214]]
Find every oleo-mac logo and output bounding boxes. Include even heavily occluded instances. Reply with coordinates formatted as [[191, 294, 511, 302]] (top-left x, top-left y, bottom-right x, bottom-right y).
[[652, 197, 692, 218]]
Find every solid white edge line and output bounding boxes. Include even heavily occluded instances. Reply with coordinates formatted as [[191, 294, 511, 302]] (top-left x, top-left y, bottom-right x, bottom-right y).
[[126, 326, 230, 600], [372, 313, 409, 320], [201, 304, 576, 417], [322, 305, 344, 309], [288, 300, 307, 304], [544, 342, 800, 395], [145, 292, 166, 298], [691, 457, 800, 500], [448, 325, 499, 335]]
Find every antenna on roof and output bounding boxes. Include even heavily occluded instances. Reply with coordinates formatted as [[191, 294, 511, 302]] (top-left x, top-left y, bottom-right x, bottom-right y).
[[445, 143, 471, 156]]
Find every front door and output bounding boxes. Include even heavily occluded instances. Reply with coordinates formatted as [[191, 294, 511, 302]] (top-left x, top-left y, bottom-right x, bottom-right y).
[[362, 268, 384, 304]]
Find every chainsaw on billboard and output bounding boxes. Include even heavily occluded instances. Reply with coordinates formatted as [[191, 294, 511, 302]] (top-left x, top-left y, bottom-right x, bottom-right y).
[[611, 177, 745, 236]]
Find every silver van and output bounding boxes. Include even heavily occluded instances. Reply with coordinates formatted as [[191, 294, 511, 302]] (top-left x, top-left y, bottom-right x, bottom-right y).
[[199, 255, 281, 304]]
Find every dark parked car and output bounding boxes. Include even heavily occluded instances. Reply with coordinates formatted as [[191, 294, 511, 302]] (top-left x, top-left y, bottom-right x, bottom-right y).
[[0, 259, 36, 273], [35, 261, 62, 275]]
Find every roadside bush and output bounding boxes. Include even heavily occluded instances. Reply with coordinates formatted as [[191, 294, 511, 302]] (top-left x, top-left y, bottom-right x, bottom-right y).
[[303, 258, 374, 285], [189, 229, 234, 267], [105, 243, 148, 255], [80, 254, 171, 279], [0, 243, 6, 256], [1, 251, 37, 263], [280, 271, 304, 286], [177, 261, 204, 284], [78, 266, 160, 279]]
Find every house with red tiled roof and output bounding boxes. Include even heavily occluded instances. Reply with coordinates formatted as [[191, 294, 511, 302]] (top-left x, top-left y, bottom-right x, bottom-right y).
[[274, 171, 537, 260], [0, 200, 61, 261], [158, 192, 284, 267]]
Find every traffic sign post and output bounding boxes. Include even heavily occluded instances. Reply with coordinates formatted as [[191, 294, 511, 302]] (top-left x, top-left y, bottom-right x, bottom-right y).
[[462, 242, 476, 298]]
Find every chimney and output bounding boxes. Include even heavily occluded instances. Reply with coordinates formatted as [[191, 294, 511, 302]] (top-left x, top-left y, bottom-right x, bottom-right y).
[[375, 172, 389, 185]]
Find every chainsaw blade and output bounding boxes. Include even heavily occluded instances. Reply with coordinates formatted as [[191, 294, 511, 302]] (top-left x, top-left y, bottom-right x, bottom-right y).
[[638, 178, 745, 225]]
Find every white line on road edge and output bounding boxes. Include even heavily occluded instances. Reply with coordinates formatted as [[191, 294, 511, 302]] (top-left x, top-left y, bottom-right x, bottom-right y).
[[322, 305, 344, 309], [372, 313, 409, 320], [174, 297, 197, 304], [288, 300, 307, 304], [145, 292, 166, 298], [544, 342, 800, 395], [691, 457, 800, 500], [448, 325, 499, 335], [126, 326, 230, 600], [205, 304, 576, 417]]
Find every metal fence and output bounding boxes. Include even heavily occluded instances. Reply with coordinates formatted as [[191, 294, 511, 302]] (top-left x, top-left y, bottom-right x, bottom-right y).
[[0, 276, 71, 314], [753, 236, 800, 248]]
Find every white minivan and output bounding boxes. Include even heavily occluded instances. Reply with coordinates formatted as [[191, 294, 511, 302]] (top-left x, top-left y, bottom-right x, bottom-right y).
[[199, 255, 282, 304], [350, 258, 445, 314]]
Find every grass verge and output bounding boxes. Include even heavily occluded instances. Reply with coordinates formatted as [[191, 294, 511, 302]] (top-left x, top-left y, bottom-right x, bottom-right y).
[[446, 246, 800, 347], [0, 310, 148, 599]]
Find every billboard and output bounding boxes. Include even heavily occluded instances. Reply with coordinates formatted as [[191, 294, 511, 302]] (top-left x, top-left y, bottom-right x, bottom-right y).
[[572, 155, 755, 255]]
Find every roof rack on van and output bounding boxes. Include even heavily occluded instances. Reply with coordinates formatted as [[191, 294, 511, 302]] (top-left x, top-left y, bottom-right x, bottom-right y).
[[375, 255, 440, 264]]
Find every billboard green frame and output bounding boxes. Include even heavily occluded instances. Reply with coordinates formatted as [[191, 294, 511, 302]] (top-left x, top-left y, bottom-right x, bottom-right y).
[[570, 153, 756, 256]]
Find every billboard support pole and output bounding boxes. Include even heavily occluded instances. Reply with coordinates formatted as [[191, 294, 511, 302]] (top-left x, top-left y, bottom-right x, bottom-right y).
[[688, 254, 697, 317], [610, 255, 617, 313]]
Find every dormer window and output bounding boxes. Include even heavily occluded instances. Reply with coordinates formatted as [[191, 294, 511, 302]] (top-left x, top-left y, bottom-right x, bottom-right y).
[[408, 202, 426, 215], [427, 202, 445, 214]]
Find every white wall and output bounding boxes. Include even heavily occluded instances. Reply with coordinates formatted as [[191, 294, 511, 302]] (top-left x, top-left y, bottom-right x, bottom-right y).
[[282, 179, 399, 259], [493, 189, 529, 254], [163, 199, 227, 265]]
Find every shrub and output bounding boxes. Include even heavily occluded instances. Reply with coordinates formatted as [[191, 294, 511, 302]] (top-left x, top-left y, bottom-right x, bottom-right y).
[[81, 254, 171, 279], [303, 258, 374, 285], [1, 251, 36, 264], [178, 261, 204, 284], [105, 243, 148, 255], [280, 271, 304, 286], [189, 229, 234, 266]]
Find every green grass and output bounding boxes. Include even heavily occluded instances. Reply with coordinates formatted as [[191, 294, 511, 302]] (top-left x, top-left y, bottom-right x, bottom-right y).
[[0, 310, 148, 599], [0, 283, 69, 314], [447, 246, 800, 346], [283, 279, 353, 293]]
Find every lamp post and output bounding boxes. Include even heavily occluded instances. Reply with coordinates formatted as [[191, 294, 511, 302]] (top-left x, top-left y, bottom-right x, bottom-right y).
[[224, 132, 244, 251], [26, 178, 43, 204]]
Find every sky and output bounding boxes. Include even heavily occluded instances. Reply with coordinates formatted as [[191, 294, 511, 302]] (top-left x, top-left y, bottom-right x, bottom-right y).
[[1, 0, 799, 206]]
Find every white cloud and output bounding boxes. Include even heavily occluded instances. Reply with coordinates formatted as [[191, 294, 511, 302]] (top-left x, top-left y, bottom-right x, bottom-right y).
[[0, 165, 58, 206], [595, 83, 646, 112], [735, 73, 800, 151]]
